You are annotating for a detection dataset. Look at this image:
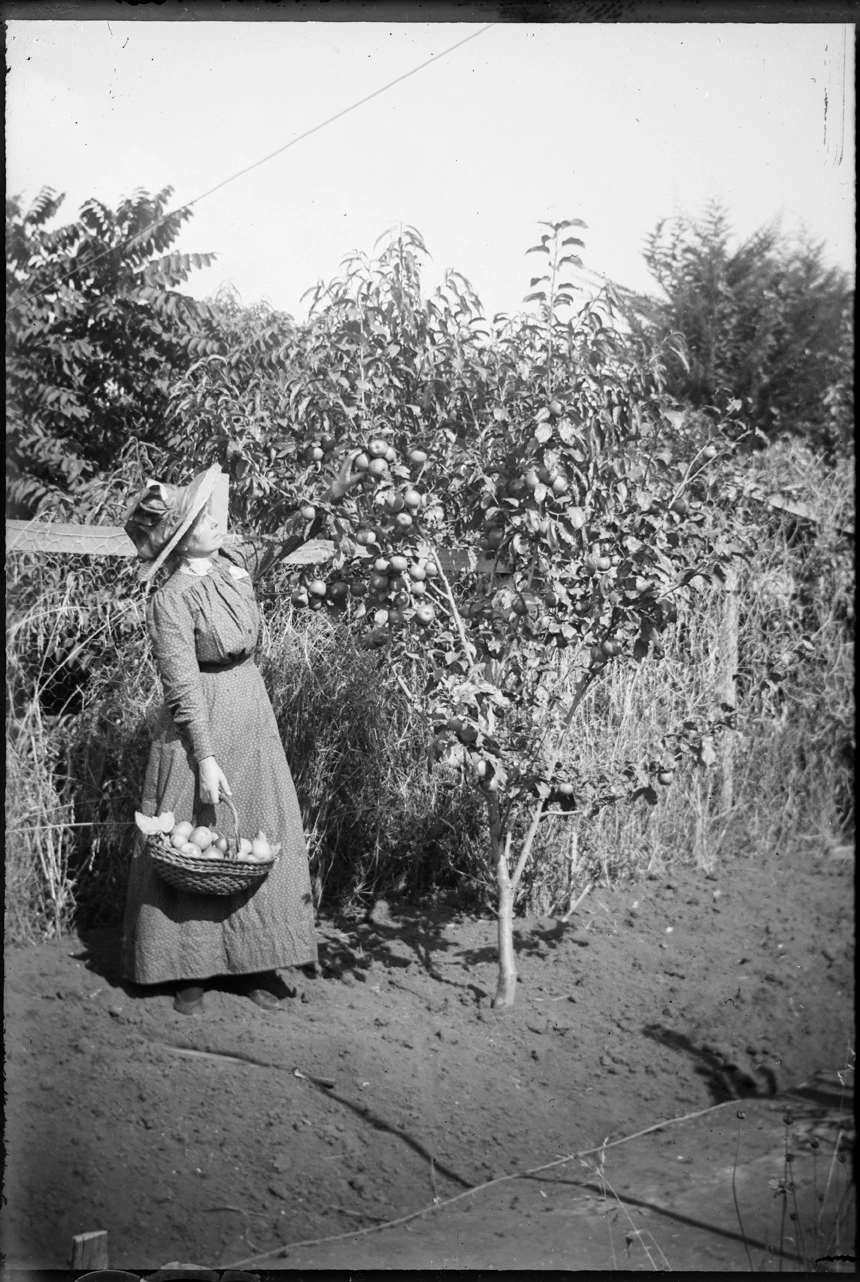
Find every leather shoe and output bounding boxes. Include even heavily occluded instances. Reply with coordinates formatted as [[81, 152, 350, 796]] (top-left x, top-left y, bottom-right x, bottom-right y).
[[174, 983, 205, 1015], [248, 987, 282, 1011], [243, 971, 296, 1008]]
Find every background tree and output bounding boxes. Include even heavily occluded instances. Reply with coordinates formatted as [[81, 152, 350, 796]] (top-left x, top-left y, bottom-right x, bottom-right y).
[[165, 283, 300, 529], [621, 201, 854, 451], [5, 186, 217, 517]]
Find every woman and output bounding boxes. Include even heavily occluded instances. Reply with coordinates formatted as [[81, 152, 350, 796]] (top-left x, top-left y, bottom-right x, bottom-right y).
[[122, 456, 357, 1015]]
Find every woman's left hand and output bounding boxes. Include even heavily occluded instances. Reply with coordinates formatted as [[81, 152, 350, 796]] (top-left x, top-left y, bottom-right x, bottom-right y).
[[329, 448, 365, 501], [198, 756, 232, 807]]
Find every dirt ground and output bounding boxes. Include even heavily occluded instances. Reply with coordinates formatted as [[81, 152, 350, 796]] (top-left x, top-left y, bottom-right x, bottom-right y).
[[2, 836, 855, 1274]]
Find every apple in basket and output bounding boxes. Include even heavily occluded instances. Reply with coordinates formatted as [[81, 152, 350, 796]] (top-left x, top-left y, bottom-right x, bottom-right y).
[[170, 820, 195, 850], [236, 837, 255, 861], [238, 831, 281, 864], [202, 834, 226, 860], [178, 840, 226, 860]]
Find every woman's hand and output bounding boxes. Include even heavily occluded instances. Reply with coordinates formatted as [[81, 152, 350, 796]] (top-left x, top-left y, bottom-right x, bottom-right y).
[[198, 756, 232, 806], [327, 448, 365, 501]]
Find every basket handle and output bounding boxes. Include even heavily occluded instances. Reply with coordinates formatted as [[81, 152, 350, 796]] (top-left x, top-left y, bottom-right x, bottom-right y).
[[220, 795, 241, 860]]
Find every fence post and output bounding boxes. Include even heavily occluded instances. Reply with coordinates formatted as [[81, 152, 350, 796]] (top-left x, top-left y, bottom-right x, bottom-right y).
[[70, 1230, 109, 1269]]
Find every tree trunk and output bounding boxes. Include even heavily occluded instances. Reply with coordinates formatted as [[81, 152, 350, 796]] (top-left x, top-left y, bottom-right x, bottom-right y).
[[494, 872, 517, 1009], [487, 792, 517, 1008]]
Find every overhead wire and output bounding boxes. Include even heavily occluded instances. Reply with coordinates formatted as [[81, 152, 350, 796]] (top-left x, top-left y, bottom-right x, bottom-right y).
[[6, 24, 495, 318]]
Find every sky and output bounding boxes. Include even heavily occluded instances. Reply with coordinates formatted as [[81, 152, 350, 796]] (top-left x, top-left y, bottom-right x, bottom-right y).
[[5, 20, 855, 321]]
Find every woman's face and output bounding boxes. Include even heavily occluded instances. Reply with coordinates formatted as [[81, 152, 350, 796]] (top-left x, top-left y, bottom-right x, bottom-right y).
[[177, 509, 223, 558]]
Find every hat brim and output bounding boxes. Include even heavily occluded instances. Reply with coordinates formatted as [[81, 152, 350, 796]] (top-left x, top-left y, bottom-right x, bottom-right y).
[[137, 465, 223, 583]]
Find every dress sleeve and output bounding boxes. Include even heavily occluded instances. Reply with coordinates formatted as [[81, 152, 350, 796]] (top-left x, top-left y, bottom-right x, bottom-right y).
[[147, 587, 214, 764]]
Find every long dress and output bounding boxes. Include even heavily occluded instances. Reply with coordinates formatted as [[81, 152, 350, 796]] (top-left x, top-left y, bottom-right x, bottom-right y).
[[121, 539, 317, 985]]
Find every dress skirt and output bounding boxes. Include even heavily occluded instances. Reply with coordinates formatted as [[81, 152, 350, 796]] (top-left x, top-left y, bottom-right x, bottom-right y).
[[122, 658, 318, 985]]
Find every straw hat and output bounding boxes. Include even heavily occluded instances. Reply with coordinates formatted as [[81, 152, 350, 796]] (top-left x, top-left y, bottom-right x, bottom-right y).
[[124, 464, 222, 583]]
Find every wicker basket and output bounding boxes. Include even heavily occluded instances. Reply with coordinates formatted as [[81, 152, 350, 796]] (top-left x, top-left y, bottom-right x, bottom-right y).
[[146, 797, 280, 896]]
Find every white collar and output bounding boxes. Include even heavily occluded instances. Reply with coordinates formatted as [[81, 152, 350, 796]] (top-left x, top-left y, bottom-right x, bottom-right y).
[[178, 555, 216, 577]]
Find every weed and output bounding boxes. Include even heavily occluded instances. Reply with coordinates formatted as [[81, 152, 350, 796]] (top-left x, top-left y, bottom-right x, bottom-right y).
[[731, 1053, 856, 1273]]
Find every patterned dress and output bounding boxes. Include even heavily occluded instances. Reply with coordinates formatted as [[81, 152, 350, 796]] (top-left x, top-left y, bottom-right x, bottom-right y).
[[122, 539, 317, 985]]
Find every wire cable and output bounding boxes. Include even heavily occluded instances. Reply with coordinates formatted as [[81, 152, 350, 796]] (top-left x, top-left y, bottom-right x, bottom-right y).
[[6, 24, 495, 318]]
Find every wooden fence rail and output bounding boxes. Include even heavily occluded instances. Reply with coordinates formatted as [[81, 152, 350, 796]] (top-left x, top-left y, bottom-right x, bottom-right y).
[[6, 481, 850, 563]]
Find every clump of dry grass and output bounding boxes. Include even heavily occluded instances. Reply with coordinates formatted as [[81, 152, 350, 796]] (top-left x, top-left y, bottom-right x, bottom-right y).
[[260, 607, 489, 912], [6, 558, 82, 943], [5, 552, 155, 942], [524, 439, 854, 913], [5, 700, 77, 943]]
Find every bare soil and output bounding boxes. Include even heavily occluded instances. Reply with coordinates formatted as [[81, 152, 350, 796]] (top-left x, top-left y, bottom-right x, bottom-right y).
[[2, 838, 854, 1273]]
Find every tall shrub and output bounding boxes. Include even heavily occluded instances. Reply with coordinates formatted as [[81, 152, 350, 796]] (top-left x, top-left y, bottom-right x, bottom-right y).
[[622, 201, 854, 450], [6, 186, 218, 517]]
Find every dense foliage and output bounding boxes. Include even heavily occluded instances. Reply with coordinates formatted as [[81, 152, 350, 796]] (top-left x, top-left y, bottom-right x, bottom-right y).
[[622, 202, 854, 451], [6, 186, 217, 517]]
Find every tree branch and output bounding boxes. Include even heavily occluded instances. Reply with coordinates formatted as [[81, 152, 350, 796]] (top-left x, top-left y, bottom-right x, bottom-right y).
[[430, 550, 475, 671]]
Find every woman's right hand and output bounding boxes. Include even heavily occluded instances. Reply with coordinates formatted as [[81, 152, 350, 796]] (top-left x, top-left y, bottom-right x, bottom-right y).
[[198, 756, 232, 806]]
